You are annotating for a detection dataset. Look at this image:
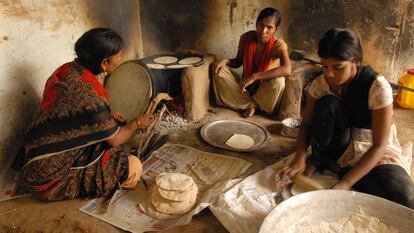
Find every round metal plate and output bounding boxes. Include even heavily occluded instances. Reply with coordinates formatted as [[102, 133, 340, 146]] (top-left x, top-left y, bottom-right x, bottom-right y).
[[200, 119, 270, 152], [260, 190, 414, 233], [105, 61, 153, 121]]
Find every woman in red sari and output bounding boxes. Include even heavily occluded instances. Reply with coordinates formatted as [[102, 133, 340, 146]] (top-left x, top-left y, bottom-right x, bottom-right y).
[[16, 28, 151, 201]]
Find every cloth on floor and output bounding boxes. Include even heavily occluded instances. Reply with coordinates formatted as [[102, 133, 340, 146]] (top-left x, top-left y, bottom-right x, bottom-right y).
[[209, 153, 338, 233]]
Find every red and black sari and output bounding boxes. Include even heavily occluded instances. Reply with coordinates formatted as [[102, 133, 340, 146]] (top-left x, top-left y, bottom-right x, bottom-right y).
[[19, 61, 129, 201]]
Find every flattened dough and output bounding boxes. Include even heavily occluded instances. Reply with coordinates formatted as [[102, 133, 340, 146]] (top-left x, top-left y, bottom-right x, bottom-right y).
[[178, 57, 202, 65], [147, 63, 165, 69], [154, 56, 178, 64], [156, 173, 194, 191], [139, 199, 179, 220], [158, 183, 198, 202], [167, 64, 191, 69], [225, 133, 255, 150], [151, 186, 197, 215]]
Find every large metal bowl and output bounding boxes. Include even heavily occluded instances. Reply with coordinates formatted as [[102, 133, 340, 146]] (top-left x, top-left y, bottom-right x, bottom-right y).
[[259, 190, 414, 233], [200, 119, 270, 152]]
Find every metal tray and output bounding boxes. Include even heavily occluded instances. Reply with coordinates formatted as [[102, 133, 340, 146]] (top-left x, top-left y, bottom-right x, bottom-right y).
[[200, 119, 270, 152]]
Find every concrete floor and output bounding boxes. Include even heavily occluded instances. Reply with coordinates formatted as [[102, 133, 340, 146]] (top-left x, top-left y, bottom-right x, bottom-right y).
[[0, 105, 413, 233]]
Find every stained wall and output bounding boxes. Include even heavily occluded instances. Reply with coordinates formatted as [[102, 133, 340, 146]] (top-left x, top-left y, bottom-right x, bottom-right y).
[[140, 0, 414, 82]]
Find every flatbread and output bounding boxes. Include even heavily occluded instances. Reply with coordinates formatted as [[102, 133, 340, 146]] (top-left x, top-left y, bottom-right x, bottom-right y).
[[225, 133, 255, 150], [178, 57, 202, 65], [158, 183, 198, 202], [147, 63, 165, 69], [156, 173, 194, 191], [166, 64, 191, 69], [153, 56, 178, 64], [151, 186, 197, 215], [139, 199, 179, 220]]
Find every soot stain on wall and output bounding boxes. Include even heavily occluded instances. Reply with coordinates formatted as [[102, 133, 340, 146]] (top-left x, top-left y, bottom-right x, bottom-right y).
[[140, 0, 209, 55], [229, 1, 237, 25], [86, 0, 141, 59], [281, 0, 413, 81], [285, 0, 347, 52]]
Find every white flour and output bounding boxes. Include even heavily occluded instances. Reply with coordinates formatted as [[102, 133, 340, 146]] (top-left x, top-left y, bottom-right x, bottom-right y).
[[159, 114, 189, 136], [295, 207, 399, 233]]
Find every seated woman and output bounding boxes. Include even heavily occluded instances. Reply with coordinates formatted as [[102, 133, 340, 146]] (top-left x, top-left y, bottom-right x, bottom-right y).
[[280, 28, 414, 209], [212, 7, 291, 118], [15, 28, 151, 201]]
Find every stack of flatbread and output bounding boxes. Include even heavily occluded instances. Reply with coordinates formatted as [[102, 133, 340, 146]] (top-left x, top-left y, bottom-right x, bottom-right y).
[[139, 172, 198, 220]]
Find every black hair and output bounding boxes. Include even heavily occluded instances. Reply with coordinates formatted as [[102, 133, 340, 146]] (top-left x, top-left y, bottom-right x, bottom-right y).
[[256, 7, 281, 27], [75, 28, 124, 74], [318, 28, 363, 63]]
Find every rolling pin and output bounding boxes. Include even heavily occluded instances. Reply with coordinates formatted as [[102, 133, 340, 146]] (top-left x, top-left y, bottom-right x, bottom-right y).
[[292, 174, 325, 192]]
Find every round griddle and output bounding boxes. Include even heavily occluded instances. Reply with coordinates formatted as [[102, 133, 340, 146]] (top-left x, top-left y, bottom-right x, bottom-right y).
[[105, 60, 154, 120]]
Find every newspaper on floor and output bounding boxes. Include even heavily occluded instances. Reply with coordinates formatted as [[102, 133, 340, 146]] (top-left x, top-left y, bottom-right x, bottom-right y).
[[209, 153, 339, 233], [79, 143, 252, 232], [0, 160, 30, 202]]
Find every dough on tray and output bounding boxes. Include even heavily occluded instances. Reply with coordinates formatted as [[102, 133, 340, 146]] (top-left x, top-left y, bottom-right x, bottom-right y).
[[225, 133, 255, 150], [154, 56, 178, 64]]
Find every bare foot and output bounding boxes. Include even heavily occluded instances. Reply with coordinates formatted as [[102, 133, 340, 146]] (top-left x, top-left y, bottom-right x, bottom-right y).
[[242, 106, 256, 118]]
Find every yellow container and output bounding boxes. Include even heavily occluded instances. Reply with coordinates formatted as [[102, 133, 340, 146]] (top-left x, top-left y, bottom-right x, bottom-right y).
[[396, 68, 414, 109]]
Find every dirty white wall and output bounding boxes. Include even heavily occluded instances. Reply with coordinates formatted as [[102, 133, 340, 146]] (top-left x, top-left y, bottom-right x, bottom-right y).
[[140, 0, 281, 59], [0, 0, 142, 169], [140, 0, 414, 82]]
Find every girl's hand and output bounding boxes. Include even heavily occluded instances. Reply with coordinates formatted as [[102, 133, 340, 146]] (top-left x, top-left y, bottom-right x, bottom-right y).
[[332, 180, 352, 190], [279, 155, 307, 180], [213, 59, 229, 75], [239, 74, 257, 93]]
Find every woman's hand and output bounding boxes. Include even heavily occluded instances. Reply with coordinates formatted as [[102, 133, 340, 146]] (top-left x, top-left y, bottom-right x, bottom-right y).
[[106, 114, 152, 147], [213, 59, 229, 75], [239, 73, 258, 93], [332, 180, 352, 190], [134, 114, 153, 129], [112, 111, 127, 124]]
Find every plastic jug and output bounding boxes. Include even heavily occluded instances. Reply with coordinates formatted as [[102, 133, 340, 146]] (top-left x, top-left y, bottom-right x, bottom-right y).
[[396, 68, 414, 109]]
